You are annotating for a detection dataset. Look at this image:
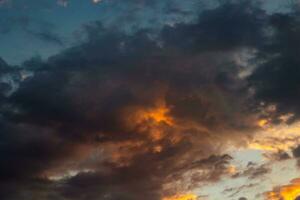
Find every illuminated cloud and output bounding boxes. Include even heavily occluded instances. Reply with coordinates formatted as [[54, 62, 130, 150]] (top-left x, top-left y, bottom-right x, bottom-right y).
[[1, 1, 300, 200], [265, 178, 300, 200], [248, 121, 300, 153], [162, 194, 198, 200]]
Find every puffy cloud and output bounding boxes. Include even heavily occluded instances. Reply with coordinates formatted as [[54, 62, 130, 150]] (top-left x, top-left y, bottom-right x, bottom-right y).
[[2, 0, 300, 200]]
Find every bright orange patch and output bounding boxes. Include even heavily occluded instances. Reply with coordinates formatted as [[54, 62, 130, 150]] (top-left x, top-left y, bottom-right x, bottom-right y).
[[258, 119, 268, 127], [162, 194, 197, 200], [266, 179, 300, 200], [138, 105, 173, 125]]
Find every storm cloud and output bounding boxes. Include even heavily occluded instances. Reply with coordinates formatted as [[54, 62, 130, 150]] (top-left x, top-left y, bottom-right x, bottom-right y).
[[1, 0, 300, 200]]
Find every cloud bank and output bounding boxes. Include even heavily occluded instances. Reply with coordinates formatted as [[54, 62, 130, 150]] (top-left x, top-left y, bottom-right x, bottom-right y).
[[1, 1, 300, 200]]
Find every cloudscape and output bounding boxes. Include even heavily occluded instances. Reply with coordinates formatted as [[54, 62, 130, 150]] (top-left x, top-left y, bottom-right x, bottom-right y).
[[1, 0, 300, 200]]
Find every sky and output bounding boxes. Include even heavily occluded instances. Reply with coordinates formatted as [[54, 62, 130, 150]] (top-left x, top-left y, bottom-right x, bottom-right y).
[[1, 0, 300, 200]]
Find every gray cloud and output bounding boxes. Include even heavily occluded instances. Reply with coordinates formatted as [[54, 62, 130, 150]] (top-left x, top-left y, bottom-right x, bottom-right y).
[[2, 0, 299, 200]]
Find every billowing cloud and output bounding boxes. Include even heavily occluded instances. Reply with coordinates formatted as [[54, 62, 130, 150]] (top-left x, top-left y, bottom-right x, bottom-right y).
[[249, 7, 300, 123], [1, 0, 300, 200]]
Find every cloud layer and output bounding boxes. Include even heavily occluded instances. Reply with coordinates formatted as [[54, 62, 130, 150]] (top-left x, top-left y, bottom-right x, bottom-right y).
[[1, 1, 300, 200]]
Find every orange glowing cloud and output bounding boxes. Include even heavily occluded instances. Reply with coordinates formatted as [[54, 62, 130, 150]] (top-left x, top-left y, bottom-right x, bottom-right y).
[[137, 104, 174, 125], [248, 121, 300, 152], [265, 178, 300, 200], [125, 99, 174, 128], [162, 194, 198, 200], [124, 101, 176, 141], [258, 119, 269, 127]]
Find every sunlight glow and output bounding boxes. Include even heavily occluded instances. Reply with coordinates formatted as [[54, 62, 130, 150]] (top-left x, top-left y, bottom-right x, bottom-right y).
[[162, 194, 198, 200], [266, 179, 300, 200]]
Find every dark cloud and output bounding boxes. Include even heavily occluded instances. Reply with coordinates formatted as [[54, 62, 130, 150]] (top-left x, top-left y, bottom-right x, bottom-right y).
[[223, 183, 256, 198], [0, 120, 73, 180], [270, 150, 291, 161], [0, 58, 24, 101], [59, 141, 191, 200], [0, 0, 289, 200], [0, 57, 9, 70], [293, 147, 300, 168], [162, 0, 266, 52], [260, 149, 292, 162], [293, 145, 300, 158], [249, 7, 300, 122], [232, 163, 271, 180], [87, 0, 207, 32]]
